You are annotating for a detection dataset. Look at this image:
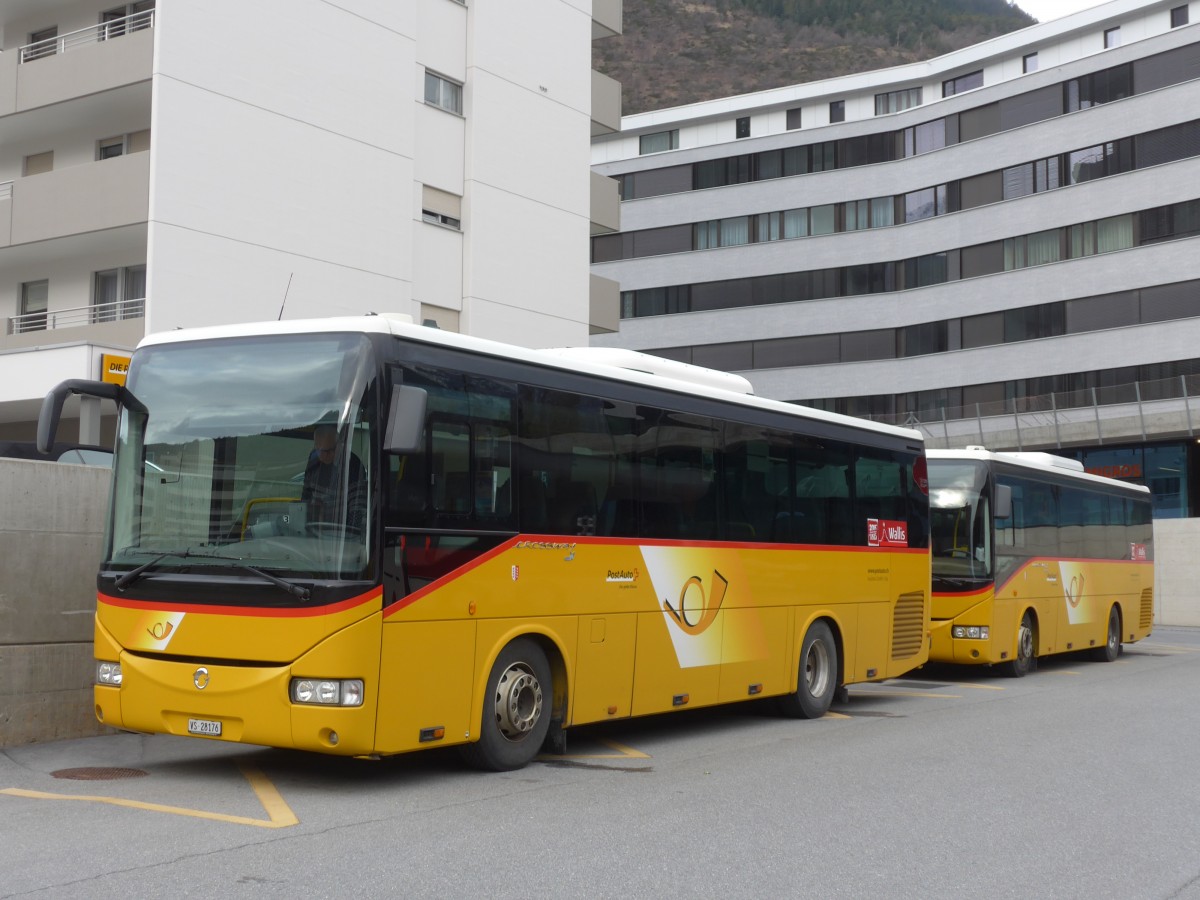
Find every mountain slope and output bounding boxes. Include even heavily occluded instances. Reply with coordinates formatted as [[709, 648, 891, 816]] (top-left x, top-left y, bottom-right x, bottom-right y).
[[596, 0, 1038, 114]]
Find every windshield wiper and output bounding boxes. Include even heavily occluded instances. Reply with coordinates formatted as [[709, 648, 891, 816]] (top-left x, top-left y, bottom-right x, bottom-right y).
[[222, 560, 312, 601], [112, 548, 311, 601], [113, 549, 196, 591]]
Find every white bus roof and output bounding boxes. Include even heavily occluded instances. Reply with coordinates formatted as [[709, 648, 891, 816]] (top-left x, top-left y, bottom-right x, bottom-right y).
[[928, 447, 1150, 494], [137, 313, 922, 444]]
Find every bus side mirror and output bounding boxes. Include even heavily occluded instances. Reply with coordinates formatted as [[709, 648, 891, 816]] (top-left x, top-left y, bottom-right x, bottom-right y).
[[384, 385, 427, 453], [994, 484, 1012, 520], [37, 379, 145, 453]]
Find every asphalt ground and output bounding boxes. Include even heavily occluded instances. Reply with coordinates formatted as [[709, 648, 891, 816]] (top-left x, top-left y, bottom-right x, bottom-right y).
[[3, 626, 1200, 899]]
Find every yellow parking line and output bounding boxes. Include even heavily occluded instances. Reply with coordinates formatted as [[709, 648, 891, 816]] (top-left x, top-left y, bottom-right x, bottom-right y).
[[949, 682, 1006, 690], [824, 711, 852, 719], [0, 763, 297, 829], [853, 689, 961, 699], [540, 738, 651, 761]]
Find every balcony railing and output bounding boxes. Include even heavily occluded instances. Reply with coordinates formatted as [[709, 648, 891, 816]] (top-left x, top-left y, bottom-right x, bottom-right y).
[[8, 298, 145, 335], [19, 10, 155, 63], [868, 373, 1200, 450]]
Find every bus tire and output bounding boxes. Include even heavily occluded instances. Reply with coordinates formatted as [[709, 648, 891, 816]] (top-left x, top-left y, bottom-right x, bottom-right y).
[[1091, 605, 1122, 663], [461, 638, 552, 772], [1002, 612, 1035, 678], [779, 620, 838, 719]]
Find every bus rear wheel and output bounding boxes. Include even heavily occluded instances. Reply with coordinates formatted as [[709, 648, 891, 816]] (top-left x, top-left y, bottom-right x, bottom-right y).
[[779, 621, 838, 719], [1091, 606, 1121, 662], [461, 638, 552, 771], [1002, 612, 1035, 678]]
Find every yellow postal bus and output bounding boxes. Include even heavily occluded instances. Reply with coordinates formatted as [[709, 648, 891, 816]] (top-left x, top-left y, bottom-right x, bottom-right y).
[[927, 448, 1153, 676], [40, 314, 930, 769]]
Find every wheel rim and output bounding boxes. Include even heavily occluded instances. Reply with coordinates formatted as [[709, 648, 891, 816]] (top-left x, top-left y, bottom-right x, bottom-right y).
[[1107, 610, 1119, 653], [804, 639, 831, 698], [493, 662, 543, 742], [1017, 620, 1033, 662]]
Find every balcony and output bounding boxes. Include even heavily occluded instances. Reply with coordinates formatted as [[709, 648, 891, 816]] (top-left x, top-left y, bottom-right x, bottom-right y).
[[3, 299, 145, 353], [19, 10, 155, 63], [0, 150, 150, 248], [591, 69, 621, 136], [590, 171, 620, 235], [592, 0, 623, 40], [0, 11, 154, 117]]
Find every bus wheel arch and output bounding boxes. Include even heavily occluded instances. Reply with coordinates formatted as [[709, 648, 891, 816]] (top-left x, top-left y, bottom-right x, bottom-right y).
[[779, 616, 841, 719], [461, 635, 556, 771], [1002, 609, 1037, 678], [1091, 604, 1122, 662]]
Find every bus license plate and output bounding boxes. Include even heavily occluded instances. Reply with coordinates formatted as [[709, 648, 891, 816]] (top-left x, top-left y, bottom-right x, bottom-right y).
[[188, 718, 222, 736]]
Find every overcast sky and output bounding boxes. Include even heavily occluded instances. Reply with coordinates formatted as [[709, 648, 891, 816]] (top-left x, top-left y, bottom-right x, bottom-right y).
[[1015, 0, 1110, 23]]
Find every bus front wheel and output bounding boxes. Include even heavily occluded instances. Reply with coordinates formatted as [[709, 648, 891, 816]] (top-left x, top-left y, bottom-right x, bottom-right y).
[[1002, 612, 1035, 678], [461, 638, 552, 771], [779, 621, 838, 719], [1091, 606, 1121, 662]]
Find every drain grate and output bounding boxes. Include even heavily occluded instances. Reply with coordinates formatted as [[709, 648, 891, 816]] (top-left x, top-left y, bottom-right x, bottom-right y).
[[51, 767, 148, 781]]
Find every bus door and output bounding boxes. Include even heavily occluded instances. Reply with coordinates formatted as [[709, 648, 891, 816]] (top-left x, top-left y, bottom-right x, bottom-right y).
[[995, 475, 1060, 657], [376, 367, 519, 753]]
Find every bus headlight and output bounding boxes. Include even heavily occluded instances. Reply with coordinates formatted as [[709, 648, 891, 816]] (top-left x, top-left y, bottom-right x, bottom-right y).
[[96, 661, 123, 685], [290, 678, 364, 707], [952, 626, 990, 640]]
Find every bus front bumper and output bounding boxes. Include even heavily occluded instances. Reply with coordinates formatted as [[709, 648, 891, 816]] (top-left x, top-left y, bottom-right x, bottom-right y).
[[929, 619, 1003, 666], [95, 655, 379, 756]]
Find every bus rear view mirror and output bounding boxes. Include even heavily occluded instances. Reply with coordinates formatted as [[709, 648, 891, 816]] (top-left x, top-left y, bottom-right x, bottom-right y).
[[995, 483, 1013, 519], [385, 385, 427, 453]]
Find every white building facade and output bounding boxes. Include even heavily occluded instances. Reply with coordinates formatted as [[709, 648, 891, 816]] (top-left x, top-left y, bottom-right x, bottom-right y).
[[0, 0, 622, 442], [591, 0, 1200, 517]]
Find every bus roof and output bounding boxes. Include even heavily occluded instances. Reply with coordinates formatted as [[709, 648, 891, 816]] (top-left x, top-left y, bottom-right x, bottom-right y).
[[927, 447, 1150, 494], [137, 313, 923, 444]]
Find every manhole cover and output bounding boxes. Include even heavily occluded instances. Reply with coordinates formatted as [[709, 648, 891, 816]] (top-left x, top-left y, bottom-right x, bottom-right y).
[[51, 767, 148, 781]]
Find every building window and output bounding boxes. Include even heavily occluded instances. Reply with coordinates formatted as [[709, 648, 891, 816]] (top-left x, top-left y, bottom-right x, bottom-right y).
[[1023, 52, 1039, 73], [943, 70, 983, 97], [1171, 5, 1189, 26], [1105, 27, 1121, 49], [96, 130, 149, 160], [23, 151, 53, 176], [874, 88, 922, 115], [424, 71, 463, 115], [24, 26, 58, 61], [422, 210, 461, 229], [639, 129, 679, 155], [829, 100, 845, 123], [100, 1, 154, 39], [19, 280, 48, 332], [736, 116, 750, 139], [786, 107, 802, 130], [93, 266, 145, 322]]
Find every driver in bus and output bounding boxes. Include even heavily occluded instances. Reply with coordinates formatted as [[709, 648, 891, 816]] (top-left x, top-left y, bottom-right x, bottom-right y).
[[302, 424, 367, 530]]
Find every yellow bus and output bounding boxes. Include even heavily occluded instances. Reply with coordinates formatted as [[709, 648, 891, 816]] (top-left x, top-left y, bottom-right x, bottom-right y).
[[927, 448, 1153, 677], [40, 314, 930, 770]]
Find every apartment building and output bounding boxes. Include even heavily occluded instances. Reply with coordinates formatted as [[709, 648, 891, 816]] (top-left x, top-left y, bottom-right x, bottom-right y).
[[0, 0, 623, 443], [591, 0, 1200, 516]]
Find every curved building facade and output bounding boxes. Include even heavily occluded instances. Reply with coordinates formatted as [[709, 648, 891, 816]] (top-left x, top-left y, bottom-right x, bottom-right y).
[[591, 0, 1200, 516]]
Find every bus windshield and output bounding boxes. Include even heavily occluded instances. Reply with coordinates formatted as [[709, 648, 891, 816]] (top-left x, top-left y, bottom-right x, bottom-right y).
[[928, 459, 992, 581], [108, 333, 376, 581]]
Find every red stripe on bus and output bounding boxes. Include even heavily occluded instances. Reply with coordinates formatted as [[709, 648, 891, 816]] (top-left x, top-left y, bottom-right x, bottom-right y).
[[382, 535, 928, 617]]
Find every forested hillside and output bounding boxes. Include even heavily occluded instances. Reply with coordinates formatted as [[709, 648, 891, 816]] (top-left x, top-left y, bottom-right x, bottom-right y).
[[595, 0, 1038, 114]]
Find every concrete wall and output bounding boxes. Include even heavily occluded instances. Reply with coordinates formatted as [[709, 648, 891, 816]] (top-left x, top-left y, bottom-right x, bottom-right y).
[[0, 459, 110, 748], [0, 457, 1196, 748]]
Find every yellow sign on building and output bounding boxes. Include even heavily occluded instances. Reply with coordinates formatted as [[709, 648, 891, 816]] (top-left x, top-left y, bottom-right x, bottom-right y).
[[101, 354, 130, 385]]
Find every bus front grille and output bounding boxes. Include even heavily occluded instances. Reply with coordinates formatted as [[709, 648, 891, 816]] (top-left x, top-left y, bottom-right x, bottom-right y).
[[892, 590, 926, 660], [1140, 588, 1154, 630]]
